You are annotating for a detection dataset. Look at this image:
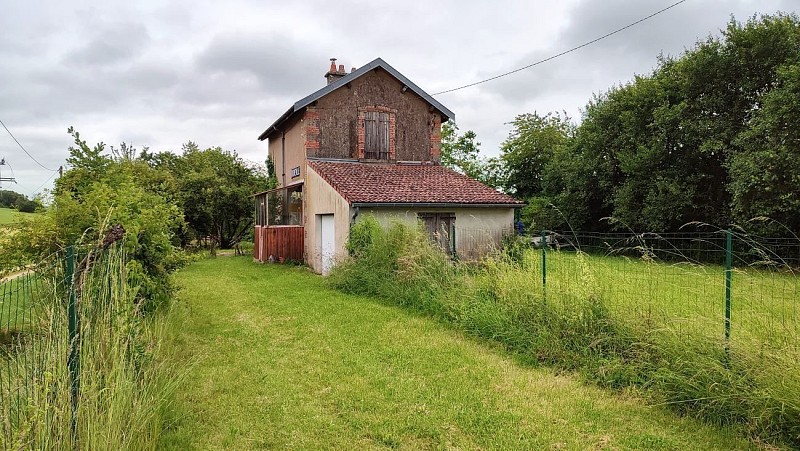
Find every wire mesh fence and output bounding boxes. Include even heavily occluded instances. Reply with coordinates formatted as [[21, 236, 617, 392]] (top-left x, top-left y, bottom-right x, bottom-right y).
[[534, 229, 800, 352], [1, 250, 70, 448], [0, 241, 129, 449]]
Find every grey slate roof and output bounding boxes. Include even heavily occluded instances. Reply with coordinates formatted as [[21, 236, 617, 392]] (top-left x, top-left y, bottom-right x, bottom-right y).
[[258, 58, 455, 141]]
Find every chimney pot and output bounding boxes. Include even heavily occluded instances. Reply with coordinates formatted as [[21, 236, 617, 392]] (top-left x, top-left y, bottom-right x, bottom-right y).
[[351, 67, 356, 72], [325, 57, 347, 85]]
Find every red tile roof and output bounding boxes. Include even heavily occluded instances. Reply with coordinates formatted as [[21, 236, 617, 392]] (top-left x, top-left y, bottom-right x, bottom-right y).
[[308, 160, 523, 206]]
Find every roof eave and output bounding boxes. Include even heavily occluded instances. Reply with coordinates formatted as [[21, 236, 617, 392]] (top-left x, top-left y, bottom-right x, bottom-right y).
[[258, 106, 296, 141], [351, 202, 524, 209]]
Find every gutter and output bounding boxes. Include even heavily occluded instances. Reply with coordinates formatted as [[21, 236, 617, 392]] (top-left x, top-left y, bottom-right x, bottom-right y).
[[351, 202, 524, 209]]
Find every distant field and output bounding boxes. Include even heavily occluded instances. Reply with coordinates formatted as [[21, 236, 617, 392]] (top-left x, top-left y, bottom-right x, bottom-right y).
[[0, 208, 37, 225]]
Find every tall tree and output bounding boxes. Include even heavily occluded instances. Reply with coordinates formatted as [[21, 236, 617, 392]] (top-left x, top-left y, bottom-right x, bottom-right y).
[[729, 62, 800, 232], [178, 147, 271, 249], [500, 112, 574, 199], [531, 12, 800, 233]]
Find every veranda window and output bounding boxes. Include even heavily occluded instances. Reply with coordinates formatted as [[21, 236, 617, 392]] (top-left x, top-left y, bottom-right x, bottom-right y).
[[254, 184, 303, 226]]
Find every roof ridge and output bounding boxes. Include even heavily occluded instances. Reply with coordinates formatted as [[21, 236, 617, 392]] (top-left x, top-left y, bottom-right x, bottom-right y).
[[258, 58, 454, 141]]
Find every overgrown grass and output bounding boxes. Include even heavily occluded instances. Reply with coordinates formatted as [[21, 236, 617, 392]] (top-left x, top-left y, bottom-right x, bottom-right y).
[[0, 246, 182, 450], [329, 217, 800, 448], [161, 256, 752, 449], [536, 251, 799, 346]]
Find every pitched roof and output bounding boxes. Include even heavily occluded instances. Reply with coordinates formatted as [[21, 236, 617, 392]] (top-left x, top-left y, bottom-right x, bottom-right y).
[[258, 58, 455, 141], [308, 160, 523, 207]]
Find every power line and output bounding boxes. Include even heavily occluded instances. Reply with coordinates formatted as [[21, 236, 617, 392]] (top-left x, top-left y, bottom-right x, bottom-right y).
[[0, 118, 59, 172], [28, 170, 58, 199], [1, 158, 16, 180], [433, 0, 689, 95]]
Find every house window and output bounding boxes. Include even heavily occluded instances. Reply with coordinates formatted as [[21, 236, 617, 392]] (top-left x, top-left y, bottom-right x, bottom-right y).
[[358, 107, 396, 161], [418, 213, 455, 255]]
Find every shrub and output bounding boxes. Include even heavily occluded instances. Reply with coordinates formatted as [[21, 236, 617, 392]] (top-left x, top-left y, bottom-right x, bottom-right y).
[[1, 131, 187, 310]]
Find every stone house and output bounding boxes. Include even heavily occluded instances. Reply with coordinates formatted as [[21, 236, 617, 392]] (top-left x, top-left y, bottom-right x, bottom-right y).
[[253, 58, 522, 274]]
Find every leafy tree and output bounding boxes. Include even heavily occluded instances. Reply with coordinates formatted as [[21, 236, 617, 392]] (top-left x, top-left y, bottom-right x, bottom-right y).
[[265, 155, 278, 189], [0, 190, 39, 212], [729, 62, 800, 232], [178, 147, 271, 249], [523, 13, 800, 233], [500, 112, 574, 199], [12, 129, 186, 309], [440, 121, 502, 188], [15, 198, 39, 213]]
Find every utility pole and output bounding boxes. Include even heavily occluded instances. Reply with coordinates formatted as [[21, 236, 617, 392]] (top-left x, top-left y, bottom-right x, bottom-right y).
[[0, 158, 16, 187]]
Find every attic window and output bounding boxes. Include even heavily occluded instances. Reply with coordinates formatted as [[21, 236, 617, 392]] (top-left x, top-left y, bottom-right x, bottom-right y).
[[358, 106, 396, 161]]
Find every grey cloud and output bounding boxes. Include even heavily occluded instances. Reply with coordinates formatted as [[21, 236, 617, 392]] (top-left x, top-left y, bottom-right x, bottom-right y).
[[67, 22, 151, 66], [479, 0, 787, 106], [1, 0, 795, 196], [195, 33, 329, 97]]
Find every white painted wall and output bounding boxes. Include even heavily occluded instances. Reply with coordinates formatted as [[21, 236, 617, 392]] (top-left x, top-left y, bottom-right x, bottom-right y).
[[357, 207, 515, 260], [304, 165, 352, 273]]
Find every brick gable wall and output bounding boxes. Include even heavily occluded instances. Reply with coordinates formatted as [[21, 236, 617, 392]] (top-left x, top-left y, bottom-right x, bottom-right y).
[[313, 69, 444, 163]]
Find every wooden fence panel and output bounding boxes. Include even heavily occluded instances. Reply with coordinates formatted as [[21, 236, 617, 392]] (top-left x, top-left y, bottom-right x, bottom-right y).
[[258, 226, 304, 263]]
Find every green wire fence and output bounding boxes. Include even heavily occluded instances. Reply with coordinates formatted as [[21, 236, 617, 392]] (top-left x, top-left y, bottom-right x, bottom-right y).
[[427, 223, 798, 352], [0, 239, 131, 450], [534, 229, 799, 349]]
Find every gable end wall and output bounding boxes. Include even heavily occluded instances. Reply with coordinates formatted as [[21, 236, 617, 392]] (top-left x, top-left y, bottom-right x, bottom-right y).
[[314, 69, 441, 162]]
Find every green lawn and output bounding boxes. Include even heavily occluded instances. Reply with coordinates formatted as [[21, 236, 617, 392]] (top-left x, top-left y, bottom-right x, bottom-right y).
[[0, 207, 36, 225], [0, 272, 45, 333], [160, 256, 754, 450]]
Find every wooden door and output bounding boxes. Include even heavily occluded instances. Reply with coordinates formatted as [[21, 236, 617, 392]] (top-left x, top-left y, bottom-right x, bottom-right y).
[[418, 213, 455, 255]]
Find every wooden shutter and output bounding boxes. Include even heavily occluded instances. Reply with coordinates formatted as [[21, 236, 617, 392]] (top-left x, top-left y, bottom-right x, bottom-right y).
[[364, 111, 390, 160]]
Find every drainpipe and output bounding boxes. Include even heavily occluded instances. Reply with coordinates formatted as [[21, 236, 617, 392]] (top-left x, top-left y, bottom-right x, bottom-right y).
[[348, 206, 360, 256], [281, 131, 286, 187]]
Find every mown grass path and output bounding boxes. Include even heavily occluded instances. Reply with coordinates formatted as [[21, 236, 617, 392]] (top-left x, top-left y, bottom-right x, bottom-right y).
[[160, 257, 752, 450]]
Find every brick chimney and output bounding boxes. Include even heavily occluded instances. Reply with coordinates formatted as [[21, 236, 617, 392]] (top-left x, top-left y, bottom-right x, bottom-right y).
[[324, 58, 348, 84]]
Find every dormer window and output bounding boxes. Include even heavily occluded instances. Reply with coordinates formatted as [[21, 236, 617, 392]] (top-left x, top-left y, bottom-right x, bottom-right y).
[[358, 106, 396, 161]]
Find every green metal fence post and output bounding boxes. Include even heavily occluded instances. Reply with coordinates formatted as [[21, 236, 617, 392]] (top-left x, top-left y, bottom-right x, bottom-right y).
[[66, 245, 79, 445], [724, 229, 733, 352], [541, 229, 547, 305]]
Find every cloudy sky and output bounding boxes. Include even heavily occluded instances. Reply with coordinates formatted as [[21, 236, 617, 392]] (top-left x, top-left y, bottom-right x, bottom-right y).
[[0, 0, 795, 198]]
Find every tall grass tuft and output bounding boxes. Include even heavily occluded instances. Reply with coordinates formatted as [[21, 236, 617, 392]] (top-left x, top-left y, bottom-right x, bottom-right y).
[[0, 244, 182, 450], [329, 217, 800, 447]]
